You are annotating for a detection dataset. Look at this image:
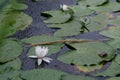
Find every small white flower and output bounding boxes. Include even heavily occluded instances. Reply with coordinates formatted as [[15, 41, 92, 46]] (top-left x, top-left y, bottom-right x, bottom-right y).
[[60, 4, 69, 11], [29, 46, 52, 65]]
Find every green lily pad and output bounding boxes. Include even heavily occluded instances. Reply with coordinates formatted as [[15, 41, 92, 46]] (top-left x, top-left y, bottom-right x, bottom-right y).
[[0, 0, 27, 12], [42, 10, 71, 24], [89, 2, 120, 12], [100, 27, 120, 39], [96, 61, 120, 76], [22, 35, 63, 55], [21, 69, 66, 80], [0, 58, 21, 73], [107, 77, 120, 80], [58, 42, 115, 65], [107, 39, 120, 49], [86, 13, 109, 32], [53, 21, 82, 37], [115, 54, 120, 65], [0, 39, 23, 63], [70, 5, 94, 17], [78, 0, 108, 6], [0, 70, 21, 80], [62, 74, 96, 80], [108, 17, 120, 27], [0, 11, 32, 37]]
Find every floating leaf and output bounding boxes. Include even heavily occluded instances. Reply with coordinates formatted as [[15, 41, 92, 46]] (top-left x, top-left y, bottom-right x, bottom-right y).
[[108, 17, 120, 27], [115, 54, 120, 65], [0, 11, 32, 37], [107, 39, 120, 49], [53, 21, 82, 37], [22, 35, 63, 55], [96, 61, 120, 76], [100, 27, 120, 39], [0, 0, 27, 12], [70, 5, 94, 17], [0, 58, 21, 73], [58, 42, 115, 65], [86, 13, 109, 32], [0, 70, 21, 80], [42, 10, 71, 24], [0, 39, 23, 63], [62, 74, 96, 80], [78, 0, 108, 6], [21, 69, 66, 80], [89, 2, 120, 12], [107, 77, 120, 80]]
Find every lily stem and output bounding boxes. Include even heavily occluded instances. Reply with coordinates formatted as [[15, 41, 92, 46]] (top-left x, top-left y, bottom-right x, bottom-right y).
[[28, 39, 109, 47]]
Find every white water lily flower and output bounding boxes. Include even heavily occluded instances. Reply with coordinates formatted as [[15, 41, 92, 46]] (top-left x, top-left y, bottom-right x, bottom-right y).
[[60, 4, 69, 11], [29, 46, 52, 65]]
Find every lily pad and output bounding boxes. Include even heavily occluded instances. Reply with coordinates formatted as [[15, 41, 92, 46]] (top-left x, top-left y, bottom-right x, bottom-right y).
[[53, 21, 82, 37], [96, 61, 120, 76], [115, 54, 120, 65], [107, 39, 120, 49], [58, 42, 115, 65], [0, 0, 27, 12], [86, 13, 110, 32], [78, 0, 108, 6], [108, 16, 120, 27], [100, 27, 120, 39], [89, 2, 120, 12], [22, 35, 63, 55], [70, 5, 94, 17], [0, 11, 32, 37], [42, 10, 71, 24], [107, 77, 120, 80], [62, 74, 96, 80], [0, 70, 21, 80], [21, 69, 66, 80], [0, 39, 23, 63], [0, 58, 21, 73]]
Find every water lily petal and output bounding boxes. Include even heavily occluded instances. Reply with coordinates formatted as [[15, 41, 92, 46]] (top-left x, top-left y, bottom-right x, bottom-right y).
[[43, 57, 52, 63], [38, 59, 42, 65], [29, 56, 37, 58], [35, 46, 48, 58]]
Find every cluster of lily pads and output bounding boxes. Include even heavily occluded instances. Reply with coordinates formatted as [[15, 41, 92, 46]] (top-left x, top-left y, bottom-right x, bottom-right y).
[[0, 0, 120, 80]]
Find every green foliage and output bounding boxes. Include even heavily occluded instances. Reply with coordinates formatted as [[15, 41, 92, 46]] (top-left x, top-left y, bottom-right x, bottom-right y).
[[62, 74, 96, 80], [21, 69, 66, 80], [43, 10, 71, 24], [96, 61, 120, 76], [58, 42, 115, 65], [0, 39, 23, 62]]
